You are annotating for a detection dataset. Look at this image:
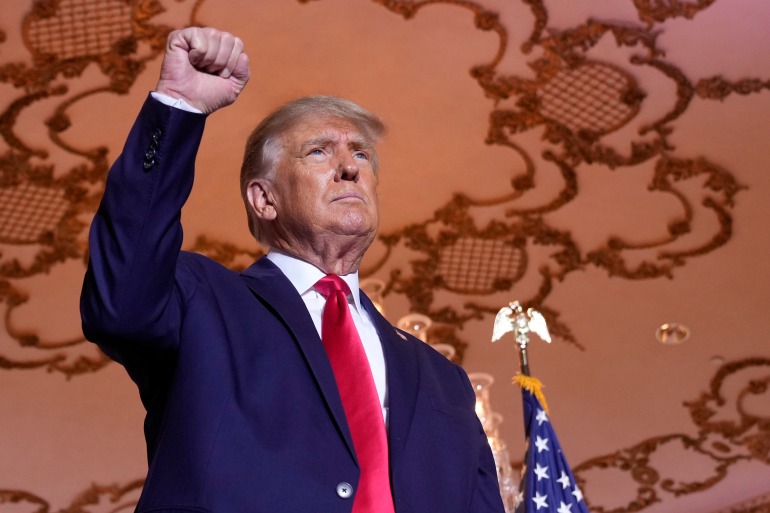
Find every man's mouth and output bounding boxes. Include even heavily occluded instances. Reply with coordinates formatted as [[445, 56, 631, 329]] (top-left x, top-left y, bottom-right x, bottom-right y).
[[333, 192, 365, 203]]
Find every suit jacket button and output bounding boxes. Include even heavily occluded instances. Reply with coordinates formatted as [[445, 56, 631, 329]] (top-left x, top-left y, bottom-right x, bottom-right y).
[[336, 482, 353, 499]]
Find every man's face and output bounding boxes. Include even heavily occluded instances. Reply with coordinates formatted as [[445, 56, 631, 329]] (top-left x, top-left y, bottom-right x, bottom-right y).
[[265, 115, 380, 248]]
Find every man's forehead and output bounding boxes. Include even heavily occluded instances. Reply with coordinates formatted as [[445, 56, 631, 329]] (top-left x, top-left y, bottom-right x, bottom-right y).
[[288, 115, 369, 144]]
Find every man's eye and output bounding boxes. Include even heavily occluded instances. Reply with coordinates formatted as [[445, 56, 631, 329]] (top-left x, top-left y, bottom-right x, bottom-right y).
[[308, 148, 324, 156], [354, 151, 369, 160]]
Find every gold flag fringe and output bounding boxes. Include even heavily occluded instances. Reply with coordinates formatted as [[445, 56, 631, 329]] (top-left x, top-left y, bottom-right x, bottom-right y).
[[512, 373, 550, 414]]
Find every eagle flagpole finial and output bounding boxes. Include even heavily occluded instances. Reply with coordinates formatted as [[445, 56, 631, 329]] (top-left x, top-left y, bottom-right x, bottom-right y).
[[491, 301, 551, 376]]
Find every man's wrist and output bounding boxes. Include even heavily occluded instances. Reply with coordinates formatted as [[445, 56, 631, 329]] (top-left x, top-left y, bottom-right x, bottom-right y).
[[150, 91, 203, 114]]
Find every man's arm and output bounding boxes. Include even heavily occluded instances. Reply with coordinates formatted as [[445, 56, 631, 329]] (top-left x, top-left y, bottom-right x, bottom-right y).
[[80, 28, 250, 354], [470, 428, 508, 512]]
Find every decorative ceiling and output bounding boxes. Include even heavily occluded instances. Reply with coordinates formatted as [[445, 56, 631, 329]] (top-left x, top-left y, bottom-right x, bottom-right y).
[[0, 0, 768, 511]]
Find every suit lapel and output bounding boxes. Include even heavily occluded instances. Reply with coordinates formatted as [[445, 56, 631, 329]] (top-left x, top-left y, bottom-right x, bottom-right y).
[[360, 293, 420, 471], [240, 257, 357, 462]]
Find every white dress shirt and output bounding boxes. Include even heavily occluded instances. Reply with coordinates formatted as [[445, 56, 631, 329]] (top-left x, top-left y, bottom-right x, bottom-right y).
[[266, 250, 389, 426]]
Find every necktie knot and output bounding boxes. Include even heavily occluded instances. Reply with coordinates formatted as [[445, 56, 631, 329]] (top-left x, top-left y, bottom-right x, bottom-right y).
[[314, 274, 351, 299]]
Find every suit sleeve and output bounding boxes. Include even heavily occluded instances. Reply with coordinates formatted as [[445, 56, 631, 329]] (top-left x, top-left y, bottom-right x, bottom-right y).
[[80, 94, 208, 359], [470, 426, 508, 512]]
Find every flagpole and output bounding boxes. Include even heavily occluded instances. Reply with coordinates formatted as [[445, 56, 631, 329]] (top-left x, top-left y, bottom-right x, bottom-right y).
[[491, 300, 590, 513], [518, 340, 531, 377]]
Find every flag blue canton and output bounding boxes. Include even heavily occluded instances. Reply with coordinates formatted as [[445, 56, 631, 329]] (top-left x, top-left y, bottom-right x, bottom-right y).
[[515, 390, 589, 513]]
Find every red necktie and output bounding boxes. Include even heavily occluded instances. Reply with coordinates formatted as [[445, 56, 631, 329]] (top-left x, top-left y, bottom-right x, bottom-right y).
[[315, 275, 395, 513]]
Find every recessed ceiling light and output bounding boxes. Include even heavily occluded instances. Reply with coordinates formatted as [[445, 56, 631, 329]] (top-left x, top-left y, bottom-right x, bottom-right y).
[[656, 323, 690, 345]]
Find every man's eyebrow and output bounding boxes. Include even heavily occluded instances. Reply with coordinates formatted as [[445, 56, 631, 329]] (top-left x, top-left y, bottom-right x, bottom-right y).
[[299, 136, 336, 151], [349, 139, 374, 151], [299, 135, 374, 152]]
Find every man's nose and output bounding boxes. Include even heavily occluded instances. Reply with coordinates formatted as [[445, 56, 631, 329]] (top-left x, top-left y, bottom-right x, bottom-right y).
[[335, 153, 360, 182]]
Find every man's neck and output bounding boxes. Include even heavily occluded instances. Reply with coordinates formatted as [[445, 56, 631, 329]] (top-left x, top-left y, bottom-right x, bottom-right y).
[[266, 234, 371, 276]]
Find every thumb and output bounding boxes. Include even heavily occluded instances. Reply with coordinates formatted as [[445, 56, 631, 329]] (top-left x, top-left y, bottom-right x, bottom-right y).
[[229, 53, 251, 85]]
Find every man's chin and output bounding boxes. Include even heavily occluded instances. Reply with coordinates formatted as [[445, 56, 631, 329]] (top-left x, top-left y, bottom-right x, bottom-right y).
[[332, 222, 377, 244]]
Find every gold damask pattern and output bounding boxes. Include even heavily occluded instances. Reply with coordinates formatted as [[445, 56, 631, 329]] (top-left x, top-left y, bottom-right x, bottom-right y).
[[0, 0, 768, 509], [1, 358, 767, 512], [574, 357, 770, 512], [0, 0, 170, 375], [356, 0, 754, 357], [0, 479, 143, 512], [25, 0, 134, 60], [0, 0, 763, 370], [537, 62, 639, 134]]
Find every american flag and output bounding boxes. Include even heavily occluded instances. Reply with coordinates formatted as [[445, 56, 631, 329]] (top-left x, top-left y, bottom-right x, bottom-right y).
[[515, 388, 589, 513]]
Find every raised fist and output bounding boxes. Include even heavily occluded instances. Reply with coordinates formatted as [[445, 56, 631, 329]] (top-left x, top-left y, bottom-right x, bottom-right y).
[[155, 27, 250, 114]]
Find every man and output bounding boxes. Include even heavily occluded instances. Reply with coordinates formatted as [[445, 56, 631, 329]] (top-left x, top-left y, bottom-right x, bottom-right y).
[[81, 27, 504, 513]]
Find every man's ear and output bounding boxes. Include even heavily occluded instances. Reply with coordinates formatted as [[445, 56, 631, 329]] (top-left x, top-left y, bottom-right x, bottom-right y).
[[246, 179, 277, 221]]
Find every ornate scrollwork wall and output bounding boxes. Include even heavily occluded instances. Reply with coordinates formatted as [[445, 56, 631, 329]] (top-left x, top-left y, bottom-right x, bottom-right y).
[[0, 0, 761, 372], [0, 0, 767, 511], [574, 357, 770, 513]]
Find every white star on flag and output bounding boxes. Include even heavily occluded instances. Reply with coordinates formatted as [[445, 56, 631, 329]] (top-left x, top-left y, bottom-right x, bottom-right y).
[[532, 492, 548, 510], [514, 384, 590, 513], [572, 488, 584, 502], [534, 463, 550, 481]]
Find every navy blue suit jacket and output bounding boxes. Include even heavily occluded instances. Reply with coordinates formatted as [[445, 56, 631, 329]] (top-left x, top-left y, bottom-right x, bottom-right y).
[[81, 96, 505, 513]]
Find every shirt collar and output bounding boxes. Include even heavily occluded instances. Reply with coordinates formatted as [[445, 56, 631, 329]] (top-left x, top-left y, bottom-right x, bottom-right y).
[[266, 249, 362, 311]]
